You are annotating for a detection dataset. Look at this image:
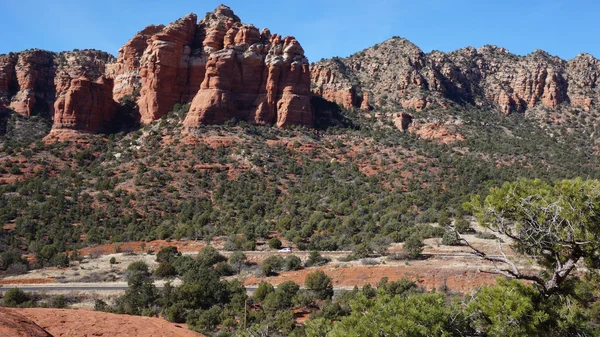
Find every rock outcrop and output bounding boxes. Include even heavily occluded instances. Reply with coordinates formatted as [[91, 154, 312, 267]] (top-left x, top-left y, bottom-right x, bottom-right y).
[[8, 50, 55, 116], [0, 308, 53, 337], [311, 37, 600, 117], [51, 76, 116, 134], [122, 5, 313, 127], [10, 308, 204, 337], [0, 49, 114, 121], [106, 24, 165, 101], [137, 14, 200, 123], [0, 4, 314, 137], [0, 54, 18, 111]]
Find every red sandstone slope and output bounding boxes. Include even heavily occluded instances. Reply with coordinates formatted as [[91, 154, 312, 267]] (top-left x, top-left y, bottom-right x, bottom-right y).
[[9, 308, 205, 337], [0, 308, 53, 337]]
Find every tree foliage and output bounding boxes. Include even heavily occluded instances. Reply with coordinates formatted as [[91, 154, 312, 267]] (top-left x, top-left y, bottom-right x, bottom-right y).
[[466, 178, 600, 295]]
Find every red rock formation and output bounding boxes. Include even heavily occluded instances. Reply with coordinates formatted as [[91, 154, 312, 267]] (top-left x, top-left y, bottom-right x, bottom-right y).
[[137, 14, 199, 123], [106, 24, 165, 101], [183, 7, 313, 128], [0, 308, 52, 337], [12, 308, 204, 337], [0, 54, 18, 110], [50, 76, 116, 134], [310, 38, 600, 118], [9, 50, 55, 116], [311, 65, 360, 109], [0, 49, 113, 122]]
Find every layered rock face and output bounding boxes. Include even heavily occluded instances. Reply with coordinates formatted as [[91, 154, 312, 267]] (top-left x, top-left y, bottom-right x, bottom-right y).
[[136, 14, 201, 123], [184, 33, 313, 128], [0, 54, 18, 111], [117, 5, 313, 127], [0, 49, 114, 120], [106, 24, 165, 101], [8, 50, 55, 116], [52, 76, 116, 133], [0, 5, 314, 137], [311, 37, 600, 116]]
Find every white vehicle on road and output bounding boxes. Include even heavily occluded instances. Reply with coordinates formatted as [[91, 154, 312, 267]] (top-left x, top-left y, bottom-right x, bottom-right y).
[[278, 247, 292, 253]]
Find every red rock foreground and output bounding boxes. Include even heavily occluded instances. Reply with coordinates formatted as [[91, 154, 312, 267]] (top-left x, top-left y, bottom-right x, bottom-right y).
[[0, 308, 52, 337], [3, 308, 205, 337]]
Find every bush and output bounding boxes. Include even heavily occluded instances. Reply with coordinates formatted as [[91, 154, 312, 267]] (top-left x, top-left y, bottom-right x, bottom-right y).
[[402, 235, 424, 259], [361, 258, 379, 265], [156, 246, 180, 263], [197, 246, 227, 267], [254, 281, 275, 301], [214, 262, 234, 276], [305, 270, 333, 300], [48, 295, 68, 308], [262, 256, 283, 276], [228, 251, 247, 274], [282, 255, 303, 271], [154, 262, 177, 278], [442, 229, 462, 246], [475, 232, 499, 240], [3, 288, 30, 307], [94, 299, 109, 311], [109, 257, 117, 265], [127, 261, 149, 273], [454, 219, 473, 234], [387, 252, 409, 261], [268, 237, 283, 249], [305, 251, 330, 267]]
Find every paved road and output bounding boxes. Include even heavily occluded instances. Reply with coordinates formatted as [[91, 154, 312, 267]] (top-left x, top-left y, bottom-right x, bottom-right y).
[[0, 284, 263, 294], [0, 284, 353, 295]]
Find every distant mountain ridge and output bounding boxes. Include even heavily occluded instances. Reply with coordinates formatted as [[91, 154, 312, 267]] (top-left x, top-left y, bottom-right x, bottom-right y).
[[311, 37, 600, 119]]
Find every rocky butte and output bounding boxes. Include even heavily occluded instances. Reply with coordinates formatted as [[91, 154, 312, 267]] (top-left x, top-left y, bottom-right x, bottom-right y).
[[311, 37, 600, 116], [114, 4, 314, 128], [0, 4, 315, 138]]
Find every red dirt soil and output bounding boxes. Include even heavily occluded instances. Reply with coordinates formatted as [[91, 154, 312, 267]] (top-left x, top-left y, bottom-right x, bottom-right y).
[[10, 308, 205, 337], [0, 278, 54, 285], [245, 265, 499, 292], [78, 240, 207, 256]]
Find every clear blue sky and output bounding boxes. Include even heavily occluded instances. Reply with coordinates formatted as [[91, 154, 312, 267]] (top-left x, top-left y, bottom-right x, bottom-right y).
[[1, 0, 598, 62]]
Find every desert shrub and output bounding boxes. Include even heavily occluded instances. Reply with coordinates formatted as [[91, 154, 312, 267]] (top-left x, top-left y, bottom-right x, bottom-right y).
[[214, 261, 234, 276], [305, 270, 333, 300], [268, 237, 282, 249], [127, 260, 149, 273], [3, 288, 30, 307], [254, 281, 275, 301], [454, 219, 473, 234], [305, 251, 330, 267], [361, 258, 379, 265], [475, 232, 499, 240], [228, 251, 247, 274], [282, 255, 303, 271], [441, 229, 462, 246], [156, 246, 180, 263], [262, 256, 283, 276], [402, 234, 424, 259], [197, 246, 227, 267], [154, 262, 177, 278]]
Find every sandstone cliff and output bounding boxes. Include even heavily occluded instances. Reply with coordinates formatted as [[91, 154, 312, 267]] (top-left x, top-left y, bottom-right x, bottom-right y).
[[51, 76, 116, 134], [117, 5, 314, 127], [0, 49, 114, 118], [311, 37, 600, 116], [106, 24, 165, 101]]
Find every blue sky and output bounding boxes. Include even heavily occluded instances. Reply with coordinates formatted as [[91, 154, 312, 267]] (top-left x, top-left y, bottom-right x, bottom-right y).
[[1, 0, 598, 62]]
